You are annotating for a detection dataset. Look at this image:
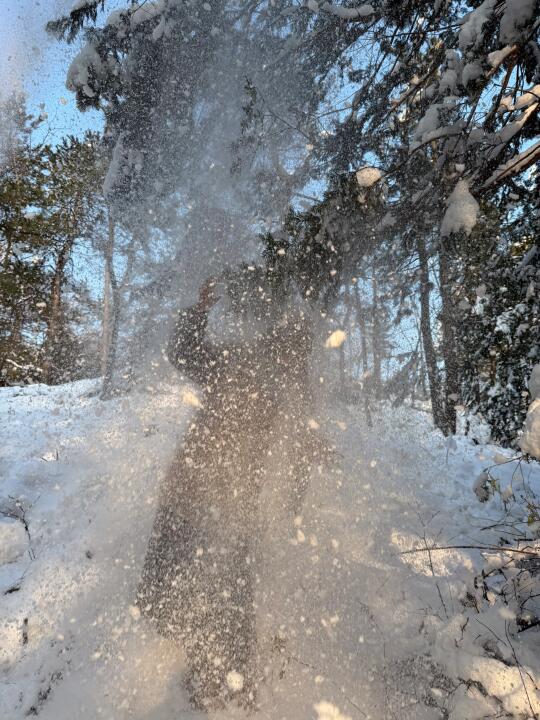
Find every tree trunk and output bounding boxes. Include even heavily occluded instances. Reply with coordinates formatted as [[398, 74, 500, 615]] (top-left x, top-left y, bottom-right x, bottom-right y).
[[338, 338, 346, 393], [101, 251, 111, 377], [338, 286, 352, 397], [43, 240, 72, 384], [354, 283, 373, 427], [354, 284, 369, 375], [2, 238, 13, 271], [0, 311, 23, 381], [101, 211, 120, 399], [416, 234, 444, 431], [371, 272, 382, 398], [438, 239, 459, 435]]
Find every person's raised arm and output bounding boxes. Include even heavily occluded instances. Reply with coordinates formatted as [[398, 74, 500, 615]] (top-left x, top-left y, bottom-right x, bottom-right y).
[[166, 278, 220, 385]]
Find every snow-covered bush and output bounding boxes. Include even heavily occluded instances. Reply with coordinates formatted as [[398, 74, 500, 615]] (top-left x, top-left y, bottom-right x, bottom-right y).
[[521, 364, 540, 460], [448, 372, 540, 718]]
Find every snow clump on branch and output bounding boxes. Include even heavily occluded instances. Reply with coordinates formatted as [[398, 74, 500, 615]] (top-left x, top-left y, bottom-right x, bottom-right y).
[[520, 364, 540, 459], [355, 166, 382, 188], [66, 43, 104, 98], [441, 179, 479, 237]]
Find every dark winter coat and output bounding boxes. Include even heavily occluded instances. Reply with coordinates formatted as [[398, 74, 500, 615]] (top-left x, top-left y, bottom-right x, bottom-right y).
[[137, 302, 315, 703]]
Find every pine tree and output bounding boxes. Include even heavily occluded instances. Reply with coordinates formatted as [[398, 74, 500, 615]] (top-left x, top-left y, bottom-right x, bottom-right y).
[[0, 94, 50, 384], [0, 94, 106, 386], [41, 132, 106, 384], [460, 192, 540, 446]]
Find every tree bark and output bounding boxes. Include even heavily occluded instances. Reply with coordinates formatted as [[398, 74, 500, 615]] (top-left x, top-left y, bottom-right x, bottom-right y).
[[338, 335, 346, 392], [438, 238, 459, 435], [354, 283, 369, 375], [339, 286, 353, 397], [0, 311, 23, 381], [101, 250, 111, 377], [371, 272, 382, 398], [2, 238, 13, 271], [353, 283, 373, 426], [101, 211, 120, 399], [416, 234, 444, 431], [43, 239, 72, 384]]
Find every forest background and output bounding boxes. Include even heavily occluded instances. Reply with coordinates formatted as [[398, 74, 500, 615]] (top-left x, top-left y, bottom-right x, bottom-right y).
[[1, 0, 538, 448]]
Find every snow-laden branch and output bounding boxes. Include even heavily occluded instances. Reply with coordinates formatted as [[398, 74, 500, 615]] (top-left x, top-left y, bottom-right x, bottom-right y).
[[304, 1, 375, 20], [483, 139, 540, 189]]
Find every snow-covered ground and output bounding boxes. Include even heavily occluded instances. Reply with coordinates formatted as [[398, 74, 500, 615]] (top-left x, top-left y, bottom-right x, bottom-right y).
[[1, 379, 540, 719]]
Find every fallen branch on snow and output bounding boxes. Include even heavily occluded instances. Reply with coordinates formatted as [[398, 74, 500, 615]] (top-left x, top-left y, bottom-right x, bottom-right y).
[[400, 544, 540, 557]]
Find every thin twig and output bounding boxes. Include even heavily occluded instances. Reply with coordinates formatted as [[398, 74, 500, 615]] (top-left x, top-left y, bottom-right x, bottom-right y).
[[400, 544, 540, 557], [504, 621, 537, 718]]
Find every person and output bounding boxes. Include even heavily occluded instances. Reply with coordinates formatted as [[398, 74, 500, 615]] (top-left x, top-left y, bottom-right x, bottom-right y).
[[137, 271, 320, 711]]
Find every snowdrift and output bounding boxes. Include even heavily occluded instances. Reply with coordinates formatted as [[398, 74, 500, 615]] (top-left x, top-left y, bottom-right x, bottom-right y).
[[1, 380, 540, 719]]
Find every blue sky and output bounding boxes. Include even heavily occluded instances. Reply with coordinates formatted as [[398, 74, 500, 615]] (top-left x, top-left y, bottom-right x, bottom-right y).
[[0, 0, 113, 293], [0, 0, 104, 143]]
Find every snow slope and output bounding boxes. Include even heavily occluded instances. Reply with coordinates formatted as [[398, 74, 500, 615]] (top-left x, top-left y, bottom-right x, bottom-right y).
[[1, 380, 540, 719]]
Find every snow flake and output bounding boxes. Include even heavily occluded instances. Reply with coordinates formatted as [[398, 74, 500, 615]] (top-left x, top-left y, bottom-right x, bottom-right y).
[[182, 389, 202, 408], [325, 330, 346, 349], [314, 701, 352, 720], [226, 670, 244, 692]]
